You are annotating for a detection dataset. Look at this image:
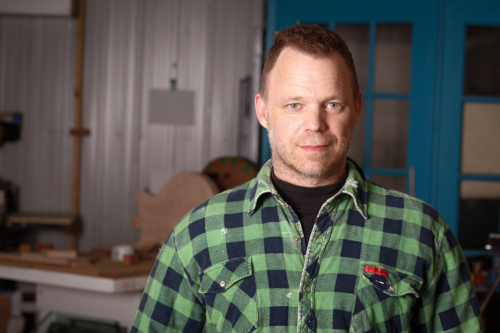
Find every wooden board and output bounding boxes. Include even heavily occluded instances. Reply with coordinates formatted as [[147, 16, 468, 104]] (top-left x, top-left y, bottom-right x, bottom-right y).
[[2, 252, 92, 267], [132, 172, 219, 254], [0, 252, 155, 279], [45, 250, 78, 259], [7, 212, 76, 226]]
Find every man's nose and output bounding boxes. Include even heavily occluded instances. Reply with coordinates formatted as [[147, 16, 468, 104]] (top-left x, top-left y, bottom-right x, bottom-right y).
[[304, 106, 327, 132]]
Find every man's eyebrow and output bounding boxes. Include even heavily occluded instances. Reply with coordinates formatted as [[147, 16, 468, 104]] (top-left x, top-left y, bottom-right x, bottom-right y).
[[278, 94, 344, 104], [278, 95, 304, 104]]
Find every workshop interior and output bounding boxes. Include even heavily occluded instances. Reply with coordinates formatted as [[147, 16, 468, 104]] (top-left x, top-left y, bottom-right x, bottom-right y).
[[0, 0, 500, 332]]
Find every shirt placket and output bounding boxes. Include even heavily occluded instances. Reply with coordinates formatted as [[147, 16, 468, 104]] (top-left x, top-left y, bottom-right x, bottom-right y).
[[296, 198, 339, 333]]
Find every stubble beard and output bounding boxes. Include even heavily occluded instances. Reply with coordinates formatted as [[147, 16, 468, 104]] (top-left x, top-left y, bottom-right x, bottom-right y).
[[267, 114, 354, 180]]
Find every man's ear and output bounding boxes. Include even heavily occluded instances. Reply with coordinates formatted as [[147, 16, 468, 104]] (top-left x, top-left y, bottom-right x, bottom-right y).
[[255, 93, 268, 129], [354, 91, 362, 124]]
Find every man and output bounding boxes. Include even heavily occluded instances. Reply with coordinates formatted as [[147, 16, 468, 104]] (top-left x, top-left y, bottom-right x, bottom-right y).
[[131, 24, 483, 332]]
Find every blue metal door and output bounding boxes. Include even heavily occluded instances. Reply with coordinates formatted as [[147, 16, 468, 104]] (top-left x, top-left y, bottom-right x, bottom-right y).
[[437, 0, 500, 251], [261, 0, 440, 203]]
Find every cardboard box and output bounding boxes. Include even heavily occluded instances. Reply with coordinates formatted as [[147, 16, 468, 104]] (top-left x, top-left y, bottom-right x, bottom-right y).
[[0, 296, 10, 320], [0, 292, 24, 333], [0, 292, 20, 318]]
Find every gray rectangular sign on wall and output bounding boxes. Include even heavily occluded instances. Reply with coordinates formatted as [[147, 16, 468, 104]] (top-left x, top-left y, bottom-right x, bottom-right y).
[[149, 89, 195, 125]]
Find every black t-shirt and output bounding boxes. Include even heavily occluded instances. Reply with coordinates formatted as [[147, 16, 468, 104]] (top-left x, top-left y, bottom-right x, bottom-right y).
[[271, 169, 346, 246]]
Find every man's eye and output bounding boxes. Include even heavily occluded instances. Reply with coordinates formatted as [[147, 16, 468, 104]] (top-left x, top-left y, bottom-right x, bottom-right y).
[[288, 103, 300, 109], [327, 103, 341, 109]]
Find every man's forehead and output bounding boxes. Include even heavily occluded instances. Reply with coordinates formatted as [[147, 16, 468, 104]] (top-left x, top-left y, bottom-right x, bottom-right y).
[[274, 47, 334, 66], [271, 47, 348, 76], [268, 47, 351, 95]]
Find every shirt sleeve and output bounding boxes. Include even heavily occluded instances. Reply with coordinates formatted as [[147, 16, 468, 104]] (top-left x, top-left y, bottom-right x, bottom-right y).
[[130, 233, 205, 333], [411, 221, 484, 332]]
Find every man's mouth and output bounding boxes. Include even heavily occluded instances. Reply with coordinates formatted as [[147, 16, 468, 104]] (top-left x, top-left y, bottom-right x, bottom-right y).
[[300, 145, 328, 152]]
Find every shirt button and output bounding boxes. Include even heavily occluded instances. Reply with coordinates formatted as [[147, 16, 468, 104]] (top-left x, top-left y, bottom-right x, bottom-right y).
[[305, 286, 311, 293], [293, 237, 300, 242], [220, 281, 226, 288], [388, 286, 395, 293], [315, 237, 323, 244]]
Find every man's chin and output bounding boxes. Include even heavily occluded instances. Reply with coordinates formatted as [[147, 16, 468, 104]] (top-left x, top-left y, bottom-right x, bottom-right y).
[[295, 156, 347, 178], [272, 150, 347, 179], [290, 162, 338, 179]]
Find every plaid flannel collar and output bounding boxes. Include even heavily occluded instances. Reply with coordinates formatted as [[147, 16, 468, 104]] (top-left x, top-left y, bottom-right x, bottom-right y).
[[247, 157, 369, 219]]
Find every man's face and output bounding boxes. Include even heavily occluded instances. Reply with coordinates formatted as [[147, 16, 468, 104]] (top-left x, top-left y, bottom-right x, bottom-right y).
[[255, 47, 362, 186]]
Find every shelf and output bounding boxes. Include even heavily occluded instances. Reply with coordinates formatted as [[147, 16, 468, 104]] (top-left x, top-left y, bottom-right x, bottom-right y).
[[7, 212, 77, 227]]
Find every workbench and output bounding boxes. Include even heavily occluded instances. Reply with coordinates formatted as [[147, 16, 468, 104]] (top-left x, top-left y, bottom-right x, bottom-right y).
[[0, 253, 155, 330]]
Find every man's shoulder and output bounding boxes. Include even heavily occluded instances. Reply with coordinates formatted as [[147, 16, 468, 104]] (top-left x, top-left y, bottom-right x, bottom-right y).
[[364, 179, 446, 232], [172, 179, 255, 238], [345, 158, 448, 239], [362, 179, 458, 272]]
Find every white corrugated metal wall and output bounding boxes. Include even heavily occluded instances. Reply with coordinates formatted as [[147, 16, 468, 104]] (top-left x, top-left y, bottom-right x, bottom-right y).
[[0, 0, 264, 251], [0, 17, 75, 242]]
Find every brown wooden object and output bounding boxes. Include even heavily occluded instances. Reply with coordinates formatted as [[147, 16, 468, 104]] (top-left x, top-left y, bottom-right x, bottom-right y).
[[0, 298, 10, 333], [9, 252, 93, 267], [7, 213, 76, 227], [123, 254, 141, 265], [18, 244, 31, 254], [36, 243, 54, 252], [0, 252, 154, 279], [0, 294, 11, 319], [70, 128, 90, 137], [69, 0, 86, 251], [45, 250, 78, 259], [132, 172, 219, 254], [0, 252, 155, 279], [202, 157, 259, 191]]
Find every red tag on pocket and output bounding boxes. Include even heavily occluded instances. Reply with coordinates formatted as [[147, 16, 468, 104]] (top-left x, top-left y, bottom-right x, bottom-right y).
[[364, 266, 388, 278]]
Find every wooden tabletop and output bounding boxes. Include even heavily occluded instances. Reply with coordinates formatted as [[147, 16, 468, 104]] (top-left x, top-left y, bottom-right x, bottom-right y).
[[0, 252, 155, 279]]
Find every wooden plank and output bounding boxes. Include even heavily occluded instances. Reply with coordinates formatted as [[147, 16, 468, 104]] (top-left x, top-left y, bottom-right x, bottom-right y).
[[19, 253, 70, 266], [2, 252, 92, 267], [0, 253, 155, 278], [7, 212, 75, 226], [45, 250, 78, 259], [69, 0, 86, 252]]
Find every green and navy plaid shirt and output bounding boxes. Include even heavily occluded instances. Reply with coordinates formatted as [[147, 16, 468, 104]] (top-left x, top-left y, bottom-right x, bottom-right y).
[[131, 158, 483, 333]]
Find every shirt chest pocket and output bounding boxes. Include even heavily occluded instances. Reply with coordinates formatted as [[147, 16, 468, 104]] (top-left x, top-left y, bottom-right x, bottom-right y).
[[350, 263, 423, 333], [199, 257, 258, 333]]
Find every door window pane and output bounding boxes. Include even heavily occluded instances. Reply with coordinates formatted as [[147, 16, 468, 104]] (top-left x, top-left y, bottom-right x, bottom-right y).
[[459, 181, 500, 249], [464, 26, 500, 97], [370, 174, 406, 193], [374, 24, 412, 93], [371, 99, 409, 169], [461, 102, 500, 175], [336, 24, 369, 93], [348, 102, 366, 166]]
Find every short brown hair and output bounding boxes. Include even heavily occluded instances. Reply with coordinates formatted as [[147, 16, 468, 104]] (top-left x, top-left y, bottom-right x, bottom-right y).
[[260, 23, 359, 103]]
